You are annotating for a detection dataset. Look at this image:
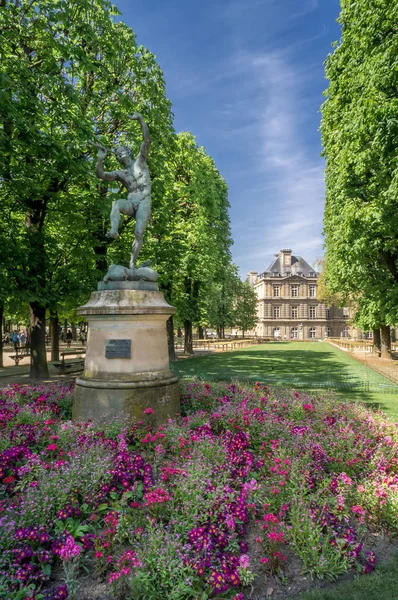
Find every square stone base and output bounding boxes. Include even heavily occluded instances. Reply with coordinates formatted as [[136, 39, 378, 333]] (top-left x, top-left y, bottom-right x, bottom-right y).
[[72, 287, 180, 425], [73, 376, 180, 425]]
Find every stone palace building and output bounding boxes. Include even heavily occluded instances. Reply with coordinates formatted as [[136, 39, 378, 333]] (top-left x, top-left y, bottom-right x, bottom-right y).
[[248, 249, 362, 341]]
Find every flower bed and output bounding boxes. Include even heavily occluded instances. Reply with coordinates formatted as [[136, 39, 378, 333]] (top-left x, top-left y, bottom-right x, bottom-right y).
[[0, 380, 397, 599]]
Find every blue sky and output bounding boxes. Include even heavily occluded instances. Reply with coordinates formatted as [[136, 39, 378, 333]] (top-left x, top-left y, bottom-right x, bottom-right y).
[[115, 0, 341, 275]]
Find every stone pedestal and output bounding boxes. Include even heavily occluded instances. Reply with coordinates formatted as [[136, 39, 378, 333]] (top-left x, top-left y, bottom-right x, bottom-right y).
[[73, 285, 179, 424]]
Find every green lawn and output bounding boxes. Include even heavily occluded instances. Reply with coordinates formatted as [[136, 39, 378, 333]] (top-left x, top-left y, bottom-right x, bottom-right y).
[[171, 342, 398, 419], [296, 554, 398, 600]]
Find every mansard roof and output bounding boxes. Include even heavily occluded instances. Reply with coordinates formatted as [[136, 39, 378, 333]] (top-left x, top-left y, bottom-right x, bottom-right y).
[[261, 253, 318, 278]]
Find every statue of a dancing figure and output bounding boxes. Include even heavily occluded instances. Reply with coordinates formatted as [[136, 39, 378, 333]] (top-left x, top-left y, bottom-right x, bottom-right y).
[[95, 113, 151, 271]]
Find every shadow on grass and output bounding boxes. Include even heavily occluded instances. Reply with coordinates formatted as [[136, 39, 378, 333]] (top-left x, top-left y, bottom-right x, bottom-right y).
[[171, 343, 398, 418], [172, 344, 391, 385], [296, 553, 398, 600]]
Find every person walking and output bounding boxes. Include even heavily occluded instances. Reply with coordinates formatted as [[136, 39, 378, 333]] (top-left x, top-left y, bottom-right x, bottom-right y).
[[66, 329, 73, 349], [19, 330, 26, 353], [11, 330, 19, 352]]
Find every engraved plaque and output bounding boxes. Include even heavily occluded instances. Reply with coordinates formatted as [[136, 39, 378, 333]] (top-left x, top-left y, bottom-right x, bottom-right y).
[[105, 339, 131, 359]]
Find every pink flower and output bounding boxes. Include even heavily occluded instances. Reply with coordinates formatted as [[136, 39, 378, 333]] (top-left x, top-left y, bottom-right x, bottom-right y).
[[54, 535, 81, 561], [263, 513, 279, 524], [352, 505, 366, 516], [226, 514, 235, 529], [267, 531, 284, 543], [259, 557, 269, 564], [339, 472, 353, 486], [239, 554, 250, 568], [144, 407, 154, 415], [46, 444, 57, 451]]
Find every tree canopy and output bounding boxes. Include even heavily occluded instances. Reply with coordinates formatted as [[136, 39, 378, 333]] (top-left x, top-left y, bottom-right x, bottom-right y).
[[0, 0, 239, 371], [321, 0, 398, 331]]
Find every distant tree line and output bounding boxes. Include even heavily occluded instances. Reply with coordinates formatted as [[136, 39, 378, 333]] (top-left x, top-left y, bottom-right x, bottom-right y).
[[321, 0, 398, 358], [0, 0, 257, 376]]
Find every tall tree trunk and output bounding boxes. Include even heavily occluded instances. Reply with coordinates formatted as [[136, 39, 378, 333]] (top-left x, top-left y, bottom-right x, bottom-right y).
[[198, 325, 204, 340], [30, 302, 49, 379], [0, 302, 3, 368], [50, 310, 59, 362], [71, 323, 77, 341], [184, 320, 193, 354], [166, 316, 177, 361], [64, 318, 68, 336], [373, 328, 381, 357], [242, 330, 245, 339], [380, 325, 391, 359]]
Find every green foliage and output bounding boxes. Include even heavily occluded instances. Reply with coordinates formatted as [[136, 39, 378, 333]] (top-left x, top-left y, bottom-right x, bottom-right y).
[[297, 554, 398, 600], [156, 132, 232, 329], [321, 0, 398, 329], [232, 280, 258, 335]]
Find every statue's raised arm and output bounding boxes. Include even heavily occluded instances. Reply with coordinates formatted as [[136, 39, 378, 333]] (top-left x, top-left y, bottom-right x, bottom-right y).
[[129, 113, 150, 164]]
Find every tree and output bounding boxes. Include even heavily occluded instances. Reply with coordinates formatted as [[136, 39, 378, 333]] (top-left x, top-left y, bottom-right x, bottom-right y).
[[321, 0, 398, 345], [231, 280, 258, 338], [161, 132, 231, 354], [0, 0, 174, 377]]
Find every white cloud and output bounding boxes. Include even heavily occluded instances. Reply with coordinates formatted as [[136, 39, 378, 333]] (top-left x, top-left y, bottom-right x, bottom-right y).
[[225, 47, 326, 275], [289, 0, 319, 20]]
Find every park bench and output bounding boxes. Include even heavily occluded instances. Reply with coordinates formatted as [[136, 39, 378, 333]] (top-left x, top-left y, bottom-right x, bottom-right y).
[[52, 350, 86, 374], [9, 345, 30, 365]]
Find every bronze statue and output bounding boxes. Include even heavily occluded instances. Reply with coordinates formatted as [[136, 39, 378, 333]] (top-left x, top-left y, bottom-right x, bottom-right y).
[[94, 113, 151, 272]]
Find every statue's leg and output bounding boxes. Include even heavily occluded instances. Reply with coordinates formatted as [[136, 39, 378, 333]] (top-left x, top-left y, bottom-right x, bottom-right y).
[[106, 200, 132, 239], [129, 198, 151, 269]]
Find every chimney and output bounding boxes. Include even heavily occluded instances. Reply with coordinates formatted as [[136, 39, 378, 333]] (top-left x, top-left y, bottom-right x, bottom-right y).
[[280, 249, 292, 268], [247, 271, 258, 287]]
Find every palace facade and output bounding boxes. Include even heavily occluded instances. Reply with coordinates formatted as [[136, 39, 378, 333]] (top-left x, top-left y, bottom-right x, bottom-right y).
[[248, 249, 363, 340]]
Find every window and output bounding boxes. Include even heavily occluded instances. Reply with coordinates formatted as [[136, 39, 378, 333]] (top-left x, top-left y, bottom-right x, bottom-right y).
[[326, 307, 331, 319], [309, 327, 316, 339], [291, 285, 299, 297], [273, 327, 281, 339], [343, 307, 349, 318], [309, 285, 316, 298], [326, 327, 331, 337], [273, 286, 280, 297], [365, 331, 373, 340], [291, 327, 298, 339], [341, 327, 349, 338], [309, 306, 316, 319], [273, 306, 280, 318], [291, 306, 298, 318]]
